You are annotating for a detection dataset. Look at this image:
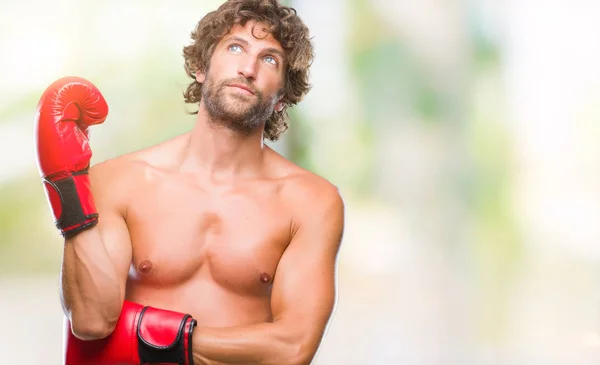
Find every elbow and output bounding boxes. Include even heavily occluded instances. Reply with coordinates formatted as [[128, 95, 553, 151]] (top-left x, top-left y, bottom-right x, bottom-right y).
[[70, 309, 119, 341], [286, 337, 319, 365], [288, 346, 315, 365], [273, 320, 322, 365], [70, 319, 116, 341]]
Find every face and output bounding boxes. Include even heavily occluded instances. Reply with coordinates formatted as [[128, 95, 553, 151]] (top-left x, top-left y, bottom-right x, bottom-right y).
[[196, 21, 286, 135]]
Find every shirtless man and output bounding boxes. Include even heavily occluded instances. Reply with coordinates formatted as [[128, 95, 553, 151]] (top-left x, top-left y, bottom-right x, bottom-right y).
[[33, 1, 344, 364]]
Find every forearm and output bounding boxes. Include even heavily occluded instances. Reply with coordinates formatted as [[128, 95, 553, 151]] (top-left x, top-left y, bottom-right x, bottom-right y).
[[61, 228, 122, 339], [192, 321, 315, 365]]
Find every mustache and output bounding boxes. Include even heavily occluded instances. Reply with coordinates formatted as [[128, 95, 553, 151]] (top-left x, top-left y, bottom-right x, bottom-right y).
[[223, 78, 259, 95]]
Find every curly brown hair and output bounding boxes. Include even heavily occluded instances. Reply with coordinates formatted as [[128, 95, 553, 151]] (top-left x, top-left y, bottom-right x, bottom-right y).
[[182, 0, 314, 141]]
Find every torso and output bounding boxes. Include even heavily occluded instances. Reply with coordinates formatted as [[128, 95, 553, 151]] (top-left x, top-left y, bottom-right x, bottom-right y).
[[112, 134, 306, 327]]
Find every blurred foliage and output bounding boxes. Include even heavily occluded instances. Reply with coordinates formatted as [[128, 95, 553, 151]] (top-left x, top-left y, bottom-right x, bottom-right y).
[[0, 91, 42, 123], [351, 29, 442, 124], [464, 9, 523, 343], [0, 174, 62, 275], [284, 107, 314, 170], [342, 0, 523, 346]]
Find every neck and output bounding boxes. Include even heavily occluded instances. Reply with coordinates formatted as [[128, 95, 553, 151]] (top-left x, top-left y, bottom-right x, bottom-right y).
[[180, 102, 266, 183]]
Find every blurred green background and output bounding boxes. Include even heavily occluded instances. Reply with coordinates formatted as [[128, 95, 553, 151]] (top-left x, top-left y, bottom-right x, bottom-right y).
[[2, 0, 600, 364]]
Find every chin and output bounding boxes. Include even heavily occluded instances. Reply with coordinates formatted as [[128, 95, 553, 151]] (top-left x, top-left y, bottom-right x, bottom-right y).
[[222, 105, 252, 118], [222, 99, 255, 114]]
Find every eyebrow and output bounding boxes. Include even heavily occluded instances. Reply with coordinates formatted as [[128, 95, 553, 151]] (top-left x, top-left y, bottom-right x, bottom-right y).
[[226, 36, 285, 59]]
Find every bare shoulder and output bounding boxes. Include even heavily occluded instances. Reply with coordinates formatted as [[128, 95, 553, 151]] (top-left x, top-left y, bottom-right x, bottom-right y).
[[88, 133, 188, 206], [267, 148, 345, 227], [87, 151, 145, 214], [284, 171, 344, 214], [88, 149, 145, 188]]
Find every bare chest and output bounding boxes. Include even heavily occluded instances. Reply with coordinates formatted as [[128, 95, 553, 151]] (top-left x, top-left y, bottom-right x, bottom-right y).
[[124, 177, 291, 296]]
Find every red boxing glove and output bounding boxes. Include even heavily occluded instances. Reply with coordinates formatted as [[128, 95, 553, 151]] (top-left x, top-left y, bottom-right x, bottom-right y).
[[64, 300, 197, 365], [34, 76, 108, 238]]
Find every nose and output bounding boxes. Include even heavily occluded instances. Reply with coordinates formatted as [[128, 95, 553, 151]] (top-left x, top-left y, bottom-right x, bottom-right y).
[[237, 55, 258, 80]]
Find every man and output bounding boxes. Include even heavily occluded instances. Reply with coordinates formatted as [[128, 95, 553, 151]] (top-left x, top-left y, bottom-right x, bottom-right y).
[[34, 1, 344, 364]]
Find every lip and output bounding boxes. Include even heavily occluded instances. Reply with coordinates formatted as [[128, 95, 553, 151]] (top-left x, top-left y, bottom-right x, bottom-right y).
[[228, 84, 255, 95]]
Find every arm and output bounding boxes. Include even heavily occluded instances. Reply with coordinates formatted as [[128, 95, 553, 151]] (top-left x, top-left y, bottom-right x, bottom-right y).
[[34, 77, 132, 340], [36, 78, 197, 365], [60, 162, 133, 340], [192, 183, 345, 365]]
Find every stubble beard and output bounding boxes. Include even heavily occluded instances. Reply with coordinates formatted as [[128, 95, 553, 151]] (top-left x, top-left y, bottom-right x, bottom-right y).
[[201, 72, 279, 136]]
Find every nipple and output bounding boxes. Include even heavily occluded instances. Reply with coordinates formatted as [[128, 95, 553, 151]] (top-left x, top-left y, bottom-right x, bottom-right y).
[[138, 260, 153, 274], [259, 273, 271, 284]]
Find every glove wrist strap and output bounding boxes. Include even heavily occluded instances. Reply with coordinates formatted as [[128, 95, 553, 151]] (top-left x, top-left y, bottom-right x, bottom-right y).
[[43, 168, 98, 238]]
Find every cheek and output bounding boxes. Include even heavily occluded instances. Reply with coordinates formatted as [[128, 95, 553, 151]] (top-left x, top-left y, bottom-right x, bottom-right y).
[[262, 73, 285, 96], [207, 53, 234, 77], [261, 85, 282, 101]]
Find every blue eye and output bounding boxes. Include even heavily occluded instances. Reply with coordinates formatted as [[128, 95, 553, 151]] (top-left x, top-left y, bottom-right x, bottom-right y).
[[264, 56, 277, 65], [229, 44, 242, 53]]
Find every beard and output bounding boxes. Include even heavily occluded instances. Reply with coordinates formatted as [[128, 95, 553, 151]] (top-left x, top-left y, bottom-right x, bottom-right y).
[[201, 72, 279, 136]]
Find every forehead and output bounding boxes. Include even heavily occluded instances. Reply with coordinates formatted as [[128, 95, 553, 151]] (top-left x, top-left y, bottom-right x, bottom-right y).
[[221, 21, 283, 52]]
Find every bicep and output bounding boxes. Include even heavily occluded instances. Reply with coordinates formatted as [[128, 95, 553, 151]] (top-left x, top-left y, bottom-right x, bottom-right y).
[[90, 163, 133, 299], [271, 188, 344, 343]]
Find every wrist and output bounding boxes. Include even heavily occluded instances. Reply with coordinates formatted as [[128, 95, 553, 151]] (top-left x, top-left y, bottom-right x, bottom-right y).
[[43, 167, 98, 237]]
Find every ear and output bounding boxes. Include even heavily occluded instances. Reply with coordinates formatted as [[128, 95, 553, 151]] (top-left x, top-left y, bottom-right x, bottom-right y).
[[195, 70, 206, 83], [275, 101, 285, 112]]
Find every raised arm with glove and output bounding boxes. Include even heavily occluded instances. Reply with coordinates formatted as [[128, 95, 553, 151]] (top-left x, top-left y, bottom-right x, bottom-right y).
[[35, 77, 197, 365]]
